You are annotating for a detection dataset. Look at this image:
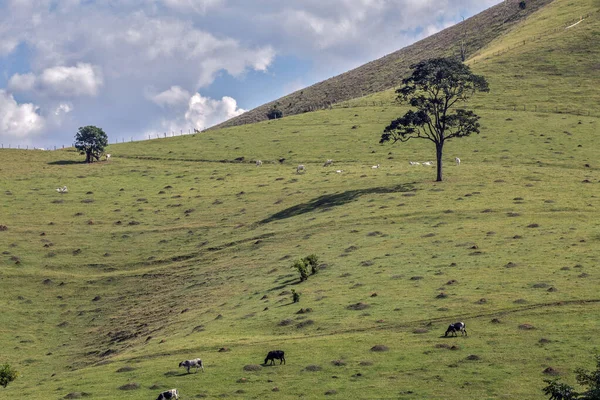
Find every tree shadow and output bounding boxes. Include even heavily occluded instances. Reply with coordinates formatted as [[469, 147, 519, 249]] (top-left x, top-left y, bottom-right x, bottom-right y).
[[259, 184, 415, 224], [47, 160, 86, 165]]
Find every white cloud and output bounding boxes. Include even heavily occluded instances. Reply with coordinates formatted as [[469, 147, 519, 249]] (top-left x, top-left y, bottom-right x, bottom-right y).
[[185, 93, 246, 131], [161, 0, 224, 14], [9, 63, 103, 97], [150, 86, 191, 108], [0, 90, 45, 138], [55, 102, 73, 115]]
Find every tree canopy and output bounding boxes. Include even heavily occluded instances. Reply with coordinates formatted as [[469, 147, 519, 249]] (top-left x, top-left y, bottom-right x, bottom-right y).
[[543, 355, 600, 399], [380, 57, 489, 181], [74, 126, 108, 163]]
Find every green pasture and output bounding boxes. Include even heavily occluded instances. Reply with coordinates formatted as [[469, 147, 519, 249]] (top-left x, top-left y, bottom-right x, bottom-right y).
[[1, 105, 599, 399], [1, 0, 600, 397]]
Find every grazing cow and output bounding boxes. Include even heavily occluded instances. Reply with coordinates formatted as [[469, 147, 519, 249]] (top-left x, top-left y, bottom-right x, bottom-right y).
[[455, 157, 461, 166], [179, 358, 204, 373], [445, 322, 467, 337], [323, 159, 333, 167], [371, 164, 380, 169], [296, 164, 305, 173], [105, 153, 111, 161], [156, 389, 179, 400], [335, 170, 343, 174], [56, 186, 68, 193], [256, 160, 263, 166], [409, 161, 420, 166], [264, 350, 285, 365], [422, 161, 433, 166]]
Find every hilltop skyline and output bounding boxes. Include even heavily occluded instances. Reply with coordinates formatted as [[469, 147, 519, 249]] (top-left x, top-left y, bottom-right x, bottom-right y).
[[0, 0, 502, 147]]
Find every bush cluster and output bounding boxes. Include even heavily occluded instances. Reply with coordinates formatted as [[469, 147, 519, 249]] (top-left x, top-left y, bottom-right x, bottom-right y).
[[291, 254, 320, 282]]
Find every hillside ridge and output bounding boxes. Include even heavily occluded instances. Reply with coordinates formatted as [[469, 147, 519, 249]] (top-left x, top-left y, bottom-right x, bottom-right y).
[[211, 0, 555, 130]]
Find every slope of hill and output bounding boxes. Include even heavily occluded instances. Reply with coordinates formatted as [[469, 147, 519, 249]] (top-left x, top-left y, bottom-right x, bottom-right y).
[[212, 0, 555, 130], [2, 0, 600, 399], [351, 0, 600, 116]]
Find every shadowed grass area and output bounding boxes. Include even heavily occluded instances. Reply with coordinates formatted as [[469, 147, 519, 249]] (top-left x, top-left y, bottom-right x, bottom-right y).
[[260, 184, 414, 224]]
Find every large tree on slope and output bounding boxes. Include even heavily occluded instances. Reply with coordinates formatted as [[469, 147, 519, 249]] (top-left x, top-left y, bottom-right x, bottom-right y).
[[74, 125, 108, 163], [380, 58, 489, 182]]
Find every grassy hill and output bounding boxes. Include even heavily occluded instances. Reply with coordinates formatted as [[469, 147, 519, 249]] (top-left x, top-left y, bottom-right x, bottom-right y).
[[2, 0, 600, 399], [212, 0, 555, 130], [353, 0, 600, 116]]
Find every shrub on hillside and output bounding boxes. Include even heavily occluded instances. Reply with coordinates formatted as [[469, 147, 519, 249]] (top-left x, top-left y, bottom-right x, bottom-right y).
[[292, 259, 309, 282], [303, 254, 319, 275], [0, 364, 18, 388], [267, 107, 283, 120]]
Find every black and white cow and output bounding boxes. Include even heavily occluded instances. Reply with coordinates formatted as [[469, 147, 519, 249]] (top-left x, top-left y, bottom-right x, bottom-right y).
[[445, 322, 467, 337], [179, 358, 204, 373], [264, 350, 285, 365], [156, 388, 178, 400]]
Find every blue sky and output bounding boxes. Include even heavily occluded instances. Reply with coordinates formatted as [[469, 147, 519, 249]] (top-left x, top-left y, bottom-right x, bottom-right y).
[[0, 0, 502, 148]]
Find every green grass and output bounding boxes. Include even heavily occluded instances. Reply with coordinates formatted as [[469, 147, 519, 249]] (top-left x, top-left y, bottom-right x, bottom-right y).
[[343, 0, 600, 116], [2, 1, 600, 398], [1, 105, 599, 399]]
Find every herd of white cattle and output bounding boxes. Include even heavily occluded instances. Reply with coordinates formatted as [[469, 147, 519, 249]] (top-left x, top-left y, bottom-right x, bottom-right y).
[[253, 157, 461, 173]]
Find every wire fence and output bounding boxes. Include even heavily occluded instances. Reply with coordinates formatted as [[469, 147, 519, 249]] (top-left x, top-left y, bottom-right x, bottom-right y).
[[0, 128, 201, 151]]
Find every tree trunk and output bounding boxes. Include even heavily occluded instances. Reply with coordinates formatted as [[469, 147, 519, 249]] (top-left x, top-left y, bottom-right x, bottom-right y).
[[86, 150, 92, 163], [436, 142, 443, 182]]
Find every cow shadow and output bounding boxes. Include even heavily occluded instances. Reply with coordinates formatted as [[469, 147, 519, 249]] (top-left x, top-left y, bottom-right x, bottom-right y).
[[47, 160, 86, 165], [259, 184, 415, 224]]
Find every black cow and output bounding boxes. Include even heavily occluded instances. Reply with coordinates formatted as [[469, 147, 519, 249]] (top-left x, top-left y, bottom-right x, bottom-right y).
[[445, 322, 467, 337], [264, 350, 285, 365]]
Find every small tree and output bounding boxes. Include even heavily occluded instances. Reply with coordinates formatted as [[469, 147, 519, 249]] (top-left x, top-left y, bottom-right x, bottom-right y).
[[543, 355, 600, 399], [519, 1, 527, 10], [74, 126, 108, 163], [267, 107, 283, 120], [0, 364, 18, 388], [292, 259, 309, 282], [380, 58, 489, 182]]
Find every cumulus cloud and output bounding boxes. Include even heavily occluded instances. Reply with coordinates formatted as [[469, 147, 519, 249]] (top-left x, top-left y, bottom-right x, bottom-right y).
[[9, 63, 103, 97], [185, 93, 246, 131], [150, 86, 191, 108], [0, 90, 45, 138], [55, 103, 73, 115]]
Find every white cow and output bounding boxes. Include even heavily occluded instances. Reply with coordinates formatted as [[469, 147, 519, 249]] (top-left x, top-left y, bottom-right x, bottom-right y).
[[371, 164, 380, 169], [297, 164, 306, 173], [409, 161, 420, 166], [156, 389, 179, 400], [445, 322, 467, 337], [105, 153, 111, 161], [256, 160, 263, 166], [323, 159, 333, 167], [422, 161, 433, 166], [455, 157, 461, 166], [56, 186, 68, 193], [179, 358, 204, 373]]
